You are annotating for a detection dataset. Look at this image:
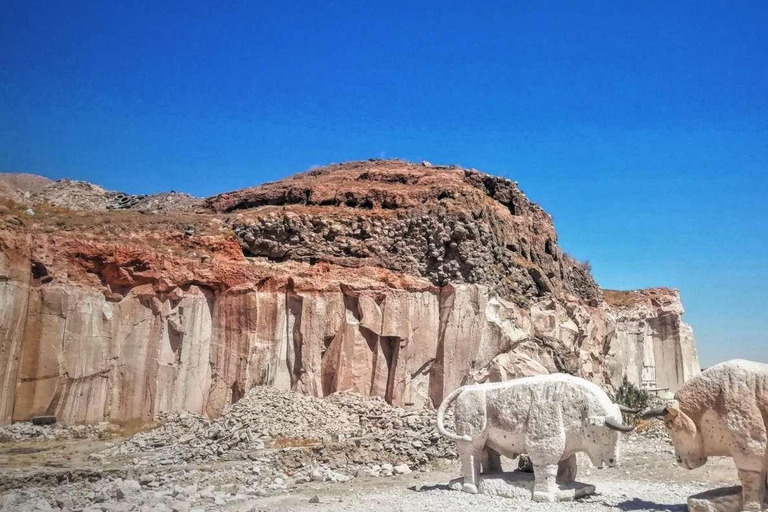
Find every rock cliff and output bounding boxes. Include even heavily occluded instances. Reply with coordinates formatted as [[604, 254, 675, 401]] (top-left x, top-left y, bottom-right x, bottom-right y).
[[0, 160, 700, 424]]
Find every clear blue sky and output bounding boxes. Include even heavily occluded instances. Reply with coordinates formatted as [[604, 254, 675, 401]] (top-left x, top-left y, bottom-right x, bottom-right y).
[[1, 1, 766, 366]]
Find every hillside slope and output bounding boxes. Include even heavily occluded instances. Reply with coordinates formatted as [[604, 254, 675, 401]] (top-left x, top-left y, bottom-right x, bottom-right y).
[[0, 160, 699, 424]]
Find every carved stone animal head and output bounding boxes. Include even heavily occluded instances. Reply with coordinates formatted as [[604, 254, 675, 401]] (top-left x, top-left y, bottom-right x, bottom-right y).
[[583, 404, 634, 468], [583, 422, 620, 468], [641, 400, 706, 469]]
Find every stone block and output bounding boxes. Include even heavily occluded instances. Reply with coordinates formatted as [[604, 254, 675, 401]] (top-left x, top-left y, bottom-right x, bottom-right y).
[[449, 471, 595, 502], [687, 486, 767, 512]]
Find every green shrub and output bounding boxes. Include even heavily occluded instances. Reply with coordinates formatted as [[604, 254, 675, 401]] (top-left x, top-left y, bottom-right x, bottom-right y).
[[611, 376, 650, 419]]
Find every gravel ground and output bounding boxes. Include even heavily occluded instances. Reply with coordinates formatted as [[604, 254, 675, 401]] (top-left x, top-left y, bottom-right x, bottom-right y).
[[254, 437, 736, 512], [0, 389, 745, 511], [0, 434, 740, 511], [258, 478, 708, 512]]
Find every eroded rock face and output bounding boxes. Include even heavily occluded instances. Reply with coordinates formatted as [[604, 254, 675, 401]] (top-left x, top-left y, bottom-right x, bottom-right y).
[[603, 289, 700, 395], [0, 160, 700, 424]]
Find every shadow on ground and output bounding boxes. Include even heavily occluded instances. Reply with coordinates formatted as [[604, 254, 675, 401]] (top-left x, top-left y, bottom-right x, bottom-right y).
[[616, 498, 687, 511], [410, 483, 453, 492]]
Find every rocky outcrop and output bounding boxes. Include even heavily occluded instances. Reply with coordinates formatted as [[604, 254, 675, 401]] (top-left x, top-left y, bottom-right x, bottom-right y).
[[0, 160, 700, 424], [0, 173, 200, 212], [603, 289, 699, 396], [211, 160, 600, 301], [0, 238, 32, 423]]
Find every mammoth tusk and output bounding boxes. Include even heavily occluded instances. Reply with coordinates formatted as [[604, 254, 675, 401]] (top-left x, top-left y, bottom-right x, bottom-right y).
[[605, 418, 635, 432], [639, 406, 669, 420], [618, 404, 641, 414]]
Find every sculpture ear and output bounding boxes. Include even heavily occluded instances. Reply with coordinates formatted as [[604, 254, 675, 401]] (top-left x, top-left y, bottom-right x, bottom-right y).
[[586, 416, 606, 427], [666, 400, 681, 418]]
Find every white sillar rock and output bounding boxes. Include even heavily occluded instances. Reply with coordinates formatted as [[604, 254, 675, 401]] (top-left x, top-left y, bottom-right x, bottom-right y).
[[0, 272, 700, 424], [687, 486, 768, 512], [393, 464, 411, 475], [0, 280, 29, 422], [604, 288, 700, 396]]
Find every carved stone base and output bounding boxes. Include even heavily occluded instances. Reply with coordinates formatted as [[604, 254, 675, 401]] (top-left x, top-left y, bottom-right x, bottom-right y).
[[449, 471, 595, 501], [687, 486, 767, 512]]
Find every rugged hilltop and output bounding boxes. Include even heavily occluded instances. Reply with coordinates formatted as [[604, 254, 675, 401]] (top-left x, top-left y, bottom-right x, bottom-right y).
[[0, 160, 699, 425]]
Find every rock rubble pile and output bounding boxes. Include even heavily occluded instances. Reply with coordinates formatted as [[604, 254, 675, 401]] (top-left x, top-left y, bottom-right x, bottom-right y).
[[0, 421, 118, 442], [0, 176, 203, 213], [0, 387, 458, 510], [101, 387, 455, 478], [1, 472, 272, 512]]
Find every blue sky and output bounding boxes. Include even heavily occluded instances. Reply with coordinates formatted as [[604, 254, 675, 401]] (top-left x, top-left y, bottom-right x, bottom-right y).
[[1, 1, 766, 366]]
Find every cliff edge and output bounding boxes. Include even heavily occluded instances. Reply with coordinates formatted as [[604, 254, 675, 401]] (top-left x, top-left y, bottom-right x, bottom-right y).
[[0, 160, 699, 424]]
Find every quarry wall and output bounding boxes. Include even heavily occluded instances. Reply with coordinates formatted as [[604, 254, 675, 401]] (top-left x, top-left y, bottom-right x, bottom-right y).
[[0, 160, 700, 424]]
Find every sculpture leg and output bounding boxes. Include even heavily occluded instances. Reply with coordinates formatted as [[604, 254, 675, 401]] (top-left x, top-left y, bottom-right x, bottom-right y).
[[532, 464, 558, 502], [737, 468, 766, 512], [517, 454, 534, 472], [525, 402, 566, 502], [557, 454, 578, 485], [484, 448, 503, 474], [458, 442, 481, 494]]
